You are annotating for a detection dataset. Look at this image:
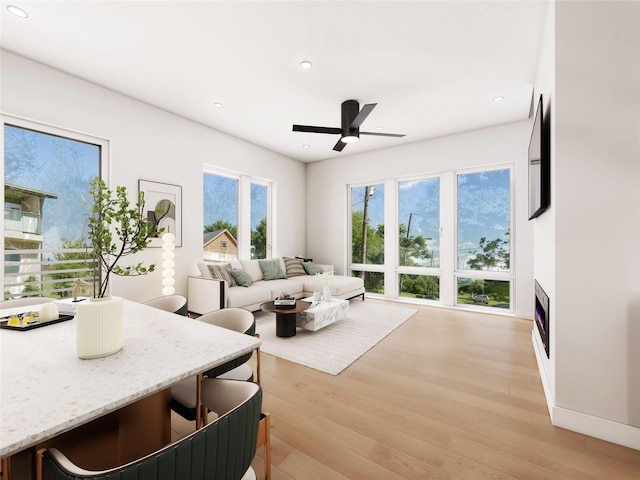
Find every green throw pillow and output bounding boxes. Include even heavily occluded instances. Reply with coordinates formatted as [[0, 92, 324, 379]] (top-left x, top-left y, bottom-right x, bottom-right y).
[[258, 258, 285, 281], [302, 261, 321, 275], [231, 269, 253, 287]]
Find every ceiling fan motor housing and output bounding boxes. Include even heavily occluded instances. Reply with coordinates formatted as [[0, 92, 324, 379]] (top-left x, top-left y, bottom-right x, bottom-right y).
[[341, 99, 361, 139]]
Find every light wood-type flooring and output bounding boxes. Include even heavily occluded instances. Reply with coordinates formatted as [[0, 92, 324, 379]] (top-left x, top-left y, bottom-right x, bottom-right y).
[[172, 299, 640, 479]]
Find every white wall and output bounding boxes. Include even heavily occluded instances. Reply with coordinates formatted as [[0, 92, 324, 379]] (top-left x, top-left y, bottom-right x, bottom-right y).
[[306, 120, 534, 318], [1, 50, 306, 302], [532, 1, 640, 450]]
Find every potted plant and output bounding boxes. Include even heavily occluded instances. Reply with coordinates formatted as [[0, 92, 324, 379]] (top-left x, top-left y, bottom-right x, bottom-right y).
[[75, 177, 169, 359]]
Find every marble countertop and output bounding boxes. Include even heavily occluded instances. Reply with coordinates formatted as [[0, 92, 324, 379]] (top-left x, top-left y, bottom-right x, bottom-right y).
[[0, 299, 260, 458]]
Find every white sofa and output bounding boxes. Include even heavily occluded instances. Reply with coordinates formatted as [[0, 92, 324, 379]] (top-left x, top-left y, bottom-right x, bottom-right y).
[[188, 257, 365, 315]]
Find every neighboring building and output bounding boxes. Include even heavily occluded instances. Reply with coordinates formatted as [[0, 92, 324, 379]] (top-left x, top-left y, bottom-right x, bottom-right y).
[[4, 183, 57, 297], [203, 229, 238, 262]]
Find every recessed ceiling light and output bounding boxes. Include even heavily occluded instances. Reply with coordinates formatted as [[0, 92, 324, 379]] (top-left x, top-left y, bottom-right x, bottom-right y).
[[7, 5, 28, 18], [300, 61, 312, 70], [375, 126, 384, 131], [493, 96, 504, 102], [213, 102, 223, 108], [302, 144, 310, 148]]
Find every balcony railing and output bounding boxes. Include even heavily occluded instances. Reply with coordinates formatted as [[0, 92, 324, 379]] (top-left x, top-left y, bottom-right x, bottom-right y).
[[3, 248, 98, 300], [4, 208, 42, 235]]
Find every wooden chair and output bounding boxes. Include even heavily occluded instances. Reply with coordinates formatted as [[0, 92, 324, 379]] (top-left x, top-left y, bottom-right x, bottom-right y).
[[36, 380, 262, 480]]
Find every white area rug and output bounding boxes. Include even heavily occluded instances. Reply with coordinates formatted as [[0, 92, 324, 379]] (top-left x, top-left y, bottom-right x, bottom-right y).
[[255, 301, 417, 375]]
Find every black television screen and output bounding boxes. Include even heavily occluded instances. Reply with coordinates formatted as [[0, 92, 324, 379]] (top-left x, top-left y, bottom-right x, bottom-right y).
[[528, 95, 549, 220]]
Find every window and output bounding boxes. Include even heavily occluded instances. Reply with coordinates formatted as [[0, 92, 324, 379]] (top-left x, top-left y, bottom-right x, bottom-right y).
[[203, 169, 273, 261], [251, 182, 268, 259], [350, 183, 385, 294], [456, 168, 512, 309], [203, 172, 238, 261], [3, 119, 104, 299], [398, 177, 440, 301], [346, 166, 513, 311]]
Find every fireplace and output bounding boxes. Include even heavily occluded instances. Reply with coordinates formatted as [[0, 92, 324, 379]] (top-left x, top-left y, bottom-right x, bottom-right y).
[[534, 280, 550, 358]]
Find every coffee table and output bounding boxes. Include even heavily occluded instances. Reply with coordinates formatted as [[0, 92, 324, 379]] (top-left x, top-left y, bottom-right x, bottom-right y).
[[260, 300, 311, 337], [296, 297, 349, 331]]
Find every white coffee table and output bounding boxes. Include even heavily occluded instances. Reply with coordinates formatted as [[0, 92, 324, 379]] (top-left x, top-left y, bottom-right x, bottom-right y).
[[296, 297, 349, 331]]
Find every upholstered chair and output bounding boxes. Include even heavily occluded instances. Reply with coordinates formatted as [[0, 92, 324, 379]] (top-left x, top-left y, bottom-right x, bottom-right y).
[[37, 379, 262, 480], [143, 294, 188, 316]]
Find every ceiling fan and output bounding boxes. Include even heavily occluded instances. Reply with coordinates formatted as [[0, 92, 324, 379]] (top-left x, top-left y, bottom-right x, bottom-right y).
[[292, 99, 406, 152]]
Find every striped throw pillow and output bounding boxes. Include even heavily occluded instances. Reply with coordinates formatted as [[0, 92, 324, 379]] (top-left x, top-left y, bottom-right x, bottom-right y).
[[207, 263, 237, 286], [283, 257, 306, 277]]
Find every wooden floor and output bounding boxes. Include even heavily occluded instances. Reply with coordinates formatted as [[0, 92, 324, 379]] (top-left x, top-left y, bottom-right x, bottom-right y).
[[172, 299, 640, 479]]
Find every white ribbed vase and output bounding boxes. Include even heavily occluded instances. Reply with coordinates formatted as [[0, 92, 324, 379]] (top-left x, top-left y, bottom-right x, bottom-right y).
[[76, 296, 123, 359]]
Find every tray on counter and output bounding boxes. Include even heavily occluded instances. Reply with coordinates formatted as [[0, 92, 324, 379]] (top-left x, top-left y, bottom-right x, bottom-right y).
[[0, 314, 74, 331]]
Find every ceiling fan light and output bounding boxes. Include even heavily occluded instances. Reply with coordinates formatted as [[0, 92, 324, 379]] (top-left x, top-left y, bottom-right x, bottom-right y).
[[341, 135, 359, 144]]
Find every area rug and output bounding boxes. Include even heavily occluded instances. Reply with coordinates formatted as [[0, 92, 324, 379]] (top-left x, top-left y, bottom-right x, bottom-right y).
[[254, 301, 417, 375]]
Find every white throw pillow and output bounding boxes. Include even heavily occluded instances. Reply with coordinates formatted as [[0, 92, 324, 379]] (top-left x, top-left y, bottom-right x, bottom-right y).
[[240, 259, 264, 282]]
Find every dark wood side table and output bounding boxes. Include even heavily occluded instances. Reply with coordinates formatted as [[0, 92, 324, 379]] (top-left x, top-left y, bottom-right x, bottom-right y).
[[260, 301, 311, 337]]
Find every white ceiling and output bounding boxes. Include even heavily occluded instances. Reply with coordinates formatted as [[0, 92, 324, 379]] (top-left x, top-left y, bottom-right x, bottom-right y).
[[1, 1, 548, 162]]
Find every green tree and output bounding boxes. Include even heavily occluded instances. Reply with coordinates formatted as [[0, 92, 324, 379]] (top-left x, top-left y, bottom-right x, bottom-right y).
[[22, 275, 41, 294], [467, 234, 509, 271], [351, 210, 384, 265], [251, 218, 267, 259], [46, 237, 97, 298], [204, 220, 237, 241]]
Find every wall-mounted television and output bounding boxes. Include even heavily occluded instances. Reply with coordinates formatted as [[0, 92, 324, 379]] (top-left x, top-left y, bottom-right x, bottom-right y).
[[528, 94, 550, 220]]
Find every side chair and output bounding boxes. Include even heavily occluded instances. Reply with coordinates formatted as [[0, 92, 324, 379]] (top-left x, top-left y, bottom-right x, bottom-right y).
[[36, 379, 262, 480], [143, 294, 188, 316], [171, 308, 260, 428]]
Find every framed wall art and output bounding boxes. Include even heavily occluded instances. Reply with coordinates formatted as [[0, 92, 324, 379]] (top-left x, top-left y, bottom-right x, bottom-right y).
[[138, 179, 182, 247]]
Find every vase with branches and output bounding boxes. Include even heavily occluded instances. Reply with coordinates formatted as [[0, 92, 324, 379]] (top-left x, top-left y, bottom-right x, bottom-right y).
[[76, 177, 171, 359]]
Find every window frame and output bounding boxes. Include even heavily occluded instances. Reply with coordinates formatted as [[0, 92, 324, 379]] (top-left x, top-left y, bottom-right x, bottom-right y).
[[454, 165, 514, 311], [346, 164, 514, 313], [202, 165, 274, 261], [2, 115, 108, 298]]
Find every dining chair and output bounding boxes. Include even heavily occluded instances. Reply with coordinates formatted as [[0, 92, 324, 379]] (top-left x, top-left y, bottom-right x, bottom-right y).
[[143, 294, 188, 316], [171, 308, 260, 427], [36, 379, 262, 480]]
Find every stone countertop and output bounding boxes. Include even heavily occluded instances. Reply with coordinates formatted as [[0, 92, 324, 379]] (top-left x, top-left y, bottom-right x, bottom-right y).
[[0, 299, 260, 458]]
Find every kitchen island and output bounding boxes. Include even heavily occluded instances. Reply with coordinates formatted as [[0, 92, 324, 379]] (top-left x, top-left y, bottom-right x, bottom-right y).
[[0, 299, 260, 478]]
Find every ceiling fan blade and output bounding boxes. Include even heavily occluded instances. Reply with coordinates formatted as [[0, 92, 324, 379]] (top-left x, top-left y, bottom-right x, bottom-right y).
[[350, 103, 377, 129], [360, 131, 406, 138], [333, 138, 347, 152], [293, 125, 342, 135]]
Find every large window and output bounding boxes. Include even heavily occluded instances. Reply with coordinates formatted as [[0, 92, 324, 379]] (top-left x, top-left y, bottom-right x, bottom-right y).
[[398, 177, 440, 300], [350, 183, 385, 294], [3, 119, 104, 299], [203, 169, 272, 261], [456, 168, 512, 310], [347, 166, 513, 312]]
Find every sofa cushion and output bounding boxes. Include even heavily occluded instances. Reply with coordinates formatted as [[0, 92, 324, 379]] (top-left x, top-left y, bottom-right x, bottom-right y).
[[240, 259, 263, 282], [226, 285, 271, 309], [259, 258, 285, 281], [283, 257, 306, 277], [198, 262, 212, 278], [231, 269, 253, 287], [302, 261, 321, 275], [253, 279, 304, 298], [207, 263, 236, 286]]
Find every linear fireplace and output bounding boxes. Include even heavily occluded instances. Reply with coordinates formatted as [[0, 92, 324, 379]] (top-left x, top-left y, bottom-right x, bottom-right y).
[[534, 280, 550, 358]]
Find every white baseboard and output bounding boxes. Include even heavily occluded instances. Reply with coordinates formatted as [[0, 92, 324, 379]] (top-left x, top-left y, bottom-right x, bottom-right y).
[[552, 405, 640, 451], [532, 333, 640, 451]]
